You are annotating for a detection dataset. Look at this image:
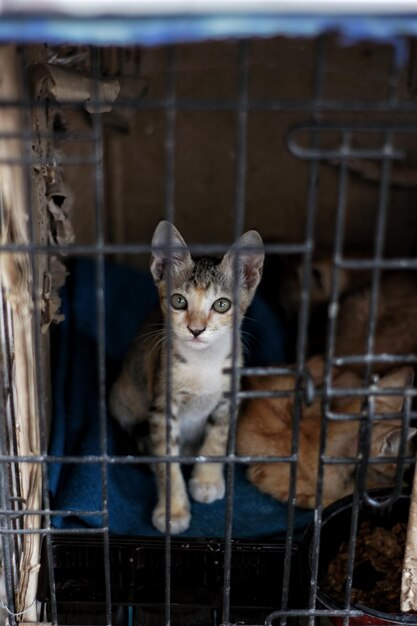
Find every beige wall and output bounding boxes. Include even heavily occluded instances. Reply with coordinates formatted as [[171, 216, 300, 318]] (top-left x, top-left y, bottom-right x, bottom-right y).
[[57, 36, 417, 265]]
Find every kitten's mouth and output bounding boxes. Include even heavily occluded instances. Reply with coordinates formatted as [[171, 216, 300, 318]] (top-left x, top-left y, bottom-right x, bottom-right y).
[[188, 337, 208, 345]]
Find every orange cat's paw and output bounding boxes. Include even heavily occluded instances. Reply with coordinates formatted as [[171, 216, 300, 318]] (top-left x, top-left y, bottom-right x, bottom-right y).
[[189, 476, 225, 503], [152, 502, 191, 534]]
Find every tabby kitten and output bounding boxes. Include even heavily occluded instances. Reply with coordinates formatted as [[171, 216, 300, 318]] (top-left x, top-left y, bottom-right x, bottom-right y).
[[237, 356, 416, 508], [110, 221, 264, 533]]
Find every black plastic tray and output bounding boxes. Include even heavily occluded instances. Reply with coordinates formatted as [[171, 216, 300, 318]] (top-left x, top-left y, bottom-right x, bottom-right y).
[[37, 535, 303, 625]]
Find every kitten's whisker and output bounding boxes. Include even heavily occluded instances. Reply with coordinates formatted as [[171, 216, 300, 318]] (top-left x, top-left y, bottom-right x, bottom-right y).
[[240, 330, 257, 343], [241, 336, 252, 356], [243, 315, 260, 324], [143, 337, 164, 349], [241, 343, 253, 355], [141, 329, 166, 342], [142, 328, 167, 351], [241, 329, 256, 338], [148, 335, 166, 357]]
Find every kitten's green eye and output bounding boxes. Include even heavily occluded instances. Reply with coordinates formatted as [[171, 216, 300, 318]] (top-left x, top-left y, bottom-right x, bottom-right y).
[[212, 298, 231, 314], [171, 294, 188, 310]]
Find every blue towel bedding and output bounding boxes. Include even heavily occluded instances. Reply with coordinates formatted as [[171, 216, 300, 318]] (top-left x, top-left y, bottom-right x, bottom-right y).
[[49, 258, 313, 538]]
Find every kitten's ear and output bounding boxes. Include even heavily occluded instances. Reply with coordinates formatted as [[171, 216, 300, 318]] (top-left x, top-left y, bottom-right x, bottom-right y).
[[378, 366, 415, 389], [374, 367, 414, 413], [150, 221, 192, 283], [310, 262, 329, 302], [309, 261, 351, 304], [221, 230, 264, 292], [306, 354, 325, 385], [374, 426, 417, 456]]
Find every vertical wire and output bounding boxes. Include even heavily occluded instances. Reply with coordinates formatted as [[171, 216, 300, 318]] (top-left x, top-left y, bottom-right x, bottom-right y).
[[232, 40, 249, 243], [163, 44, 176, 626], [91, 46, 112, 626], [361, 154, 392, 385], [363, 46, 399, 388], [339, 136, 392, 624], [310, 132, 351, 626], [359, 45, 400, 510], [18, 47, 57, 625], [279, 36, 326, 626], [221, 39, 249, 626]]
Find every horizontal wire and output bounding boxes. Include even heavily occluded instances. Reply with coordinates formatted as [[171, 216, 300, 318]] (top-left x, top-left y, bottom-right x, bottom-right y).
[[0, 452, 413, 465], [266, 608, 363, 618], [0, 527, 108, 536], [238, 386, 417, 399], [333, 353, 417, 366], [2, 96, 417, 113], [0, 241, 308, 255], [0, 453, 297, 464], [0, 509, 104, 517], [2, 244, 417, 269]]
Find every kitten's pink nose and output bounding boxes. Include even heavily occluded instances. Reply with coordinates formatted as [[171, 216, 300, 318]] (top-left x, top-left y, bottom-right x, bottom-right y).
[[188, 326, 206, 338]]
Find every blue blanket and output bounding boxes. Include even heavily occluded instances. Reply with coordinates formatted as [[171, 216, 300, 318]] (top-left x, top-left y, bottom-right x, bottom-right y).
[[49, 259, 313, 537]]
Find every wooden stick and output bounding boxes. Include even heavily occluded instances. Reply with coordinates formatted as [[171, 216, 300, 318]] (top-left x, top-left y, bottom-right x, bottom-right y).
[[401, 462, 417, 611]]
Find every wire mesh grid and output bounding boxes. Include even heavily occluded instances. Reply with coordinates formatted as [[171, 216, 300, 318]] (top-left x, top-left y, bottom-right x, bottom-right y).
[[0, 32, 416, 626]]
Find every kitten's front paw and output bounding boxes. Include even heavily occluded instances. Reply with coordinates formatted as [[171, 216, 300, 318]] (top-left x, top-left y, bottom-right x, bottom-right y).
[[152, 504, 191, 534], [189, 476, 225, 504]]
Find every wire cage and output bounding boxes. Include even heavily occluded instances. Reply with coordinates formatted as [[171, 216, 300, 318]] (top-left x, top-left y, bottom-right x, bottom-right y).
[[1, 11, 417, 626]]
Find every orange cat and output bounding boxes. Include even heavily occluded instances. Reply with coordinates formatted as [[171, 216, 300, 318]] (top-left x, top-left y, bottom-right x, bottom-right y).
[[237, 357, 416, 508], [278, 254, 417, 370], [335, 272, 417, 369]]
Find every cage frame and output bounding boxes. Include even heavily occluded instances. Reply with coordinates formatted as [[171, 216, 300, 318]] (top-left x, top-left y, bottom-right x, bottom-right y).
[[0, 13, 417, 626]]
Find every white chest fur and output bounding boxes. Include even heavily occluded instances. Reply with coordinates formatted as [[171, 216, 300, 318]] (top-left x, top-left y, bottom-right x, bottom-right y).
[[172, 345, 233, 450]]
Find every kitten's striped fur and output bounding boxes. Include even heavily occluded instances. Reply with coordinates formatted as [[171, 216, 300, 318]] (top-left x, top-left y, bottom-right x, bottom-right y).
[[110, 221, 264, 533]]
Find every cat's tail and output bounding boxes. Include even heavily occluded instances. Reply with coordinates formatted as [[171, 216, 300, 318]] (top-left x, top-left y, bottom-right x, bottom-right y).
[[109, 369, 148, 434]]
